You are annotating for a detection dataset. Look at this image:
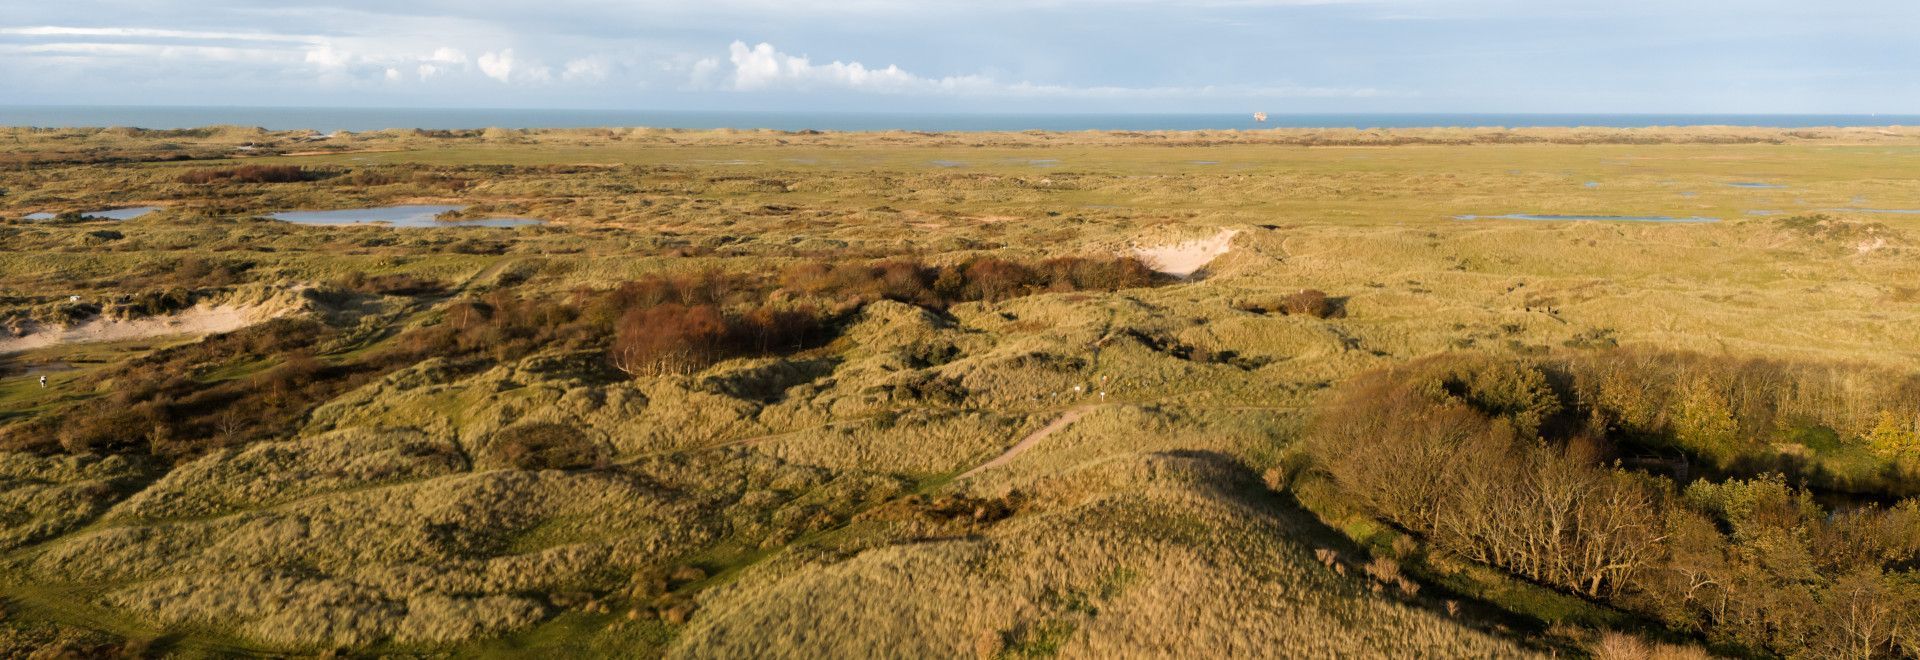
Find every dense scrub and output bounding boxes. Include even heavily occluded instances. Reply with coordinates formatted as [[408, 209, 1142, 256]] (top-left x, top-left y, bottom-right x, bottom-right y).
[[177, 164, 316, 184], [0, 319, 406, 457], [1232, 289, 1345, 319], [778, 255, 1159, 308], [1561, 350, 1920, 491], [1305, 351, 1920, 657]]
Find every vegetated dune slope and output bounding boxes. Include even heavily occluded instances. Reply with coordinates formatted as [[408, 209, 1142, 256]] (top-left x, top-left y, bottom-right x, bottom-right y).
[[678, 449, 1524, 658], [0, 268, 1530, 656], [4, 128, 1919, 657]]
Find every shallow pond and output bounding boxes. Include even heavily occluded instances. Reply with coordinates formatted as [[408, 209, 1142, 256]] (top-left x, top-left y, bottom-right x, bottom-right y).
[[267, 205, 543, 228], [1726, 182, 1787, 189], [23, 206, 161, 221], [1455, 213, 1719, 224]]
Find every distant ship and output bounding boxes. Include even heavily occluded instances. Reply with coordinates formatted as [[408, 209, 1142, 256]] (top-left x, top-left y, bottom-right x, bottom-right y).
[[1253, 112, 1268, 123]]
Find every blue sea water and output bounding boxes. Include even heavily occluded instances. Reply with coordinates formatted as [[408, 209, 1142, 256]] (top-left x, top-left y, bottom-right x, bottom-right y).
[[1455, 214, 1719, 224], [2, 106, 1918, 133]]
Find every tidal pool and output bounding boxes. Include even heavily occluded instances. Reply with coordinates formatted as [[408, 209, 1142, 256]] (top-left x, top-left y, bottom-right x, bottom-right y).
[[22, 206, 161, 221], [267, 205, 543, 228], [1455, 214, 1719, 224]]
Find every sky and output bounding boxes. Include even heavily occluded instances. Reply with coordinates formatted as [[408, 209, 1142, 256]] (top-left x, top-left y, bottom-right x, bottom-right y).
[[2, 0, 1916, 113]]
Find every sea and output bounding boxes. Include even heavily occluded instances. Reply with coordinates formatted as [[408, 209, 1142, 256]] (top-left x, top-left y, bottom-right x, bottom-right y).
[[1, 106, 1916, 133]]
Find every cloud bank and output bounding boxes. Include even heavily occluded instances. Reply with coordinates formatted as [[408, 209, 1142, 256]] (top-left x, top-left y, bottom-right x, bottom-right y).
[[3, 0, 1911, 112], [697, 40, 1386, 99]]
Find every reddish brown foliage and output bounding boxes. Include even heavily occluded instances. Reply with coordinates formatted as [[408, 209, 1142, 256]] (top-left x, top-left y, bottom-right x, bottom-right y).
[[177, 165, 316, 184]]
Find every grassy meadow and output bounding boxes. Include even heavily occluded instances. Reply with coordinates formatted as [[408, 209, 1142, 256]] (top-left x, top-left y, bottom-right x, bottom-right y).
[[0, 125, 1918, 657]]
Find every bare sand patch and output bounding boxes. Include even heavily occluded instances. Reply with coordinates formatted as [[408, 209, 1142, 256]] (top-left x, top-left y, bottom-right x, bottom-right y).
[[1132, 229, 1239, 277], [0, 303, 282, 354]]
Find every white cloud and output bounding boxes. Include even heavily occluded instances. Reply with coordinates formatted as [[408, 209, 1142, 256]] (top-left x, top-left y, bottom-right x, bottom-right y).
[[701, 40, 1387, 99], [0, 42, 289, 61], [428, 47, 468, 64], [477, 49, 515, 82], [384, 67, 402, 82], [689, 57, 721, 86], [303, 44, 353, 68], [0, 26, 321, 43], [726, 41, 950, 92], [417, 63, 442, 79], [563, 56, 609, 83]]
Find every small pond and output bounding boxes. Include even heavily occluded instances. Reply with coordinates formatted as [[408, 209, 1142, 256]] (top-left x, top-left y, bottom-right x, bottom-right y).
[[267, 205, 543, 228], [1455, 214, 1719, 224], [23, 206, 162, 221], [1726, 182, 1787, 189]]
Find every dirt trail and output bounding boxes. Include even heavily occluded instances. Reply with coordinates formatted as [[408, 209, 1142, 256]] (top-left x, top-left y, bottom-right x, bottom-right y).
[[959, 406, 1094, 480]]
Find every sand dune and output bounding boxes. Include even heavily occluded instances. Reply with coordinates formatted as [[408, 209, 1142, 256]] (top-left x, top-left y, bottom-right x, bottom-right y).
[[0, 303, 278, 354], [1133, 229, 1239, 278]]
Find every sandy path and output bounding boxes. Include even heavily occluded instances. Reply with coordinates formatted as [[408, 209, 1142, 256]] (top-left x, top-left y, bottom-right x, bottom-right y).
[[959, 406, 1094, 480], [1133, 229, 1239, 277], [0, 304, 267, 354]]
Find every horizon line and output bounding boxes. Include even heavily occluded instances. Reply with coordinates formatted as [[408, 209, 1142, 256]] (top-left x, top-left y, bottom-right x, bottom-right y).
[[0, 104, 1915, 117]]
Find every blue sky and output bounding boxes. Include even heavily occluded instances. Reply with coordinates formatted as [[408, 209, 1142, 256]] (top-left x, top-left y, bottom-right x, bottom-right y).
[[2, 0, 1915, 113]]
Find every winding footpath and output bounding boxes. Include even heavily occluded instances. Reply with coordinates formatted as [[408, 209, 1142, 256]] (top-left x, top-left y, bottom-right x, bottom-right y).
[[958, 405, 1095, 480]]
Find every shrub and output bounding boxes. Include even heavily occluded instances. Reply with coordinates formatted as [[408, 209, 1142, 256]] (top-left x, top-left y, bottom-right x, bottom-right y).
[[1236, 289, 1345, 319], [609, 303, 831, 377], [177, 165, 316, 184], [1280, 289, 1342, 318], [494, 423, 603, 470]]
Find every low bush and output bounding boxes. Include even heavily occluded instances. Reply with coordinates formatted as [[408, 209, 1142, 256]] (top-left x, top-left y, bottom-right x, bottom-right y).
[[494, 423, 603, 470], [1234, 289, 1345, 319], [177, 165, 316, 184]]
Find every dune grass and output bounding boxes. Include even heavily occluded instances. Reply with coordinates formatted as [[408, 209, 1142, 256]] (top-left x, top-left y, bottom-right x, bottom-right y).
[[0, 126, 1913, 657]]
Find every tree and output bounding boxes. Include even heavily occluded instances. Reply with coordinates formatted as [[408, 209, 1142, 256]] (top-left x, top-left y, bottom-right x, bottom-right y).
[[1676, 380, 1743, 465], [1867, 410, 1917, 457]]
